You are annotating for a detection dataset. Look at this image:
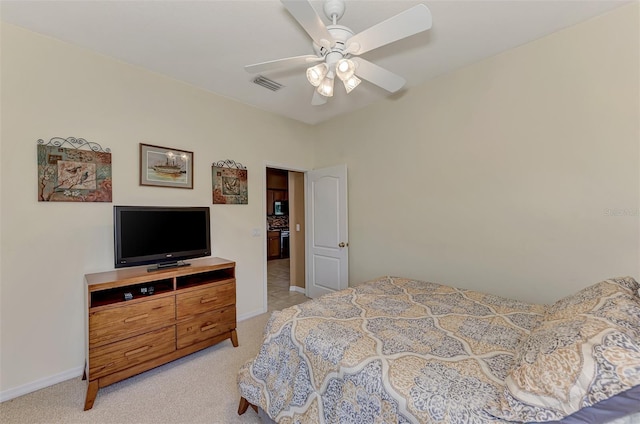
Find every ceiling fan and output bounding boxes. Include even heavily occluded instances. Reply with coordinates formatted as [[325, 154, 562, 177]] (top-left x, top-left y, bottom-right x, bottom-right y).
[[245, 0, 432, 106]]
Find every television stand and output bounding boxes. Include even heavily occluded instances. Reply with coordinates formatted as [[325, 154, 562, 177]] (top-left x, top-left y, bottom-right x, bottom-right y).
[[147, 260, 191, 272], [83, 257, 237, 410]]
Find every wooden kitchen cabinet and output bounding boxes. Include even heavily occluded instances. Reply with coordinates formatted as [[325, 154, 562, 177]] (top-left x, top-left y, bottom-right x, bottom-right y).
[[267, 231, 281, 260], [267, 168, 289, 216], [267, 189, 287, 215], [267, 168, 288, 190]]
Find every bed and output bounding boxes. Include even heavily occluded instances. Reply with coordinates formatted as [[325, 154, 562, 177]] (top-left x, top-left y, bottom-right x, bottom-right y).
[[237, 276, 640, 423]]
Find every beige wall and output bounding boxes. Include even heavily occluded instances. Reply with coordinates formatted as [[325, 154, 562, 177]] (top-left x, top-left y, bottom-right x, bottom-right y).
[[313, 4, 639, 303], [0, 23, 314, 397]]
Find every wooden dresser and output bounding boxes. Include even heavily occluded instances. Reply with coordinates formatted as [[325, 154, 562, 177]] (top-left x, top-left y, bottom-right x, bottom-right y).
[[83, 257, 237, 410]]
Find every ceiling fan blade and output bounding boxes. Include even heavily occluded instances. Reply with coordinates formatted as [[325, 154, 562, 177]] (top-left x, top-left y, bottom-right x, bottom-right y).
[[281, 0, 335, 49], [311, 90, 327, 106], [346, 4, 432, 56], [245, 54, 323, 74], [352, 57, 406, 93]]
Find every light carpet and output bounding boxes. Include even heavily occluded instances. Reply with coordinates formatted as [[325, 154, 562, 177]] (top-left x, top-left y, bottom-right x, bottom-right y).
[[0, 313, 271, 424]]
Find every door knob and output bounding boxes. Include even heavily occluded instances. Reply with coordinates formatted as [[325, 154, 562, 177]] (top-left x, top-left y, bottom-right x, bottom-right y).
[[338, 242, 348, 248]]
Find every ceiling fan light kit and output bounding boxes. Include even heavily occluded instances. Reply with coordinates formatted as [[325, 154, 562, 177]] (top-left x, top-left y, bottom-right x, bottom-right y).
[[336, 58, 355, 78], [317, 73, 335, 97], [306, 63, 328, 87], [342, 74, 361, 94], [245, 0, 432, 105]]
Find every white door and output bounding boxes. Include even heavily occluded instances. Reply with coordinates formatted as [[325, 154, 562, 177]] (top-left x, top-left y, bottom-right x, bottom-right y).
[[306, 164, 348, 298]]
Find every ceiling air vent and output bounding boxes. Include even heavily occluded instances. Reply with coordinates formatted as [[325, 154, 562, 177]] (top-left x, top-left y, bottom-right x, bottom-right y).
[[253, 75, 284, 92]]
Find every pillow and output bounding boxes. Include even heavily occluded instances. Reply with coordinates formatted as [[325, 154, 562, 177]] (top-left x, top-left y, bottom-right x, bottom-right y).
[[490, 290, 640, 423], [546, 277, 640, 320]]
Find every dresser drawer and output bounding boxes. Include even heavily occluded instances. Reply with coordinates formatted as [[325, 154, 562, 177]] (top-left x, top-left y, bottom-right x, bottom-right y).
[[176, 281, 235, 319], [176, 306, 236, 349], [89, 326, 176, 379], [89, 296, 176, 347]]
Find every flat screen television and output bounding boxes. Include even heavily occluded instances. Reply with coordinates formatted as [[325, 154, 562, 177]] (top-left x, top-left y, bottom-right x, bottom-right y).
[[114, 205, 211, 271]]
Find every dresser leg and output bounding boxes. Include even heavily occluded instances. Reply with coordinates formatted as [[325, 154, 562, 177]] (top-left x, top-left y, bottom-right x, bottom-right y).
[[84, 380, 99, 410], [231, 329, 238, 347]]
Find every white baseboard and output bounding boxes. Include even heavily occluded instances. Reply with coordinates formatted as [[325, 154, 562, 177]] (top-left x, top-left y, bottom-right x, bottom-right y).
[[289, 286, 305, 294], [1, 310, 268, 403], [0, 366, 84, 403], [237, 308, 268, 322]]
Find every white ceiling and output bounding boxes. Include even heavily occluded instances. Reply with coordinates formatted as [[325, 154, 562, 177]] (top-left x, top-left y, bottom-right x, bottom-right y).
[[0, 0, 629, 125]]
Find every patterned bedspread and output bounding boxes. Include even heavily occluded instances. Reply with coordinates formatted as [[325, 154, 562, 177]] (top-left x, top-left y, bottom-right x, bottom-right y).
[[237, 276, 546, 423]]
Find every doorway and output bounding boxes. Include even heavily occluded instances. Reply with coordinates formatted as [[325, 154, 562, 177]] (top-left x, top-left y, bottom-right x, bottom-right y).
[[266, 167, 308, 312]]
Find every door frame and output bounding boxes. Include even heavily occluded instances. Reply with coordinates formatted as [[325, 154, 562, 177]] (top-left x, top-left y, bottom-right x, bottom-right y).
[[262, 161, 309, 313]]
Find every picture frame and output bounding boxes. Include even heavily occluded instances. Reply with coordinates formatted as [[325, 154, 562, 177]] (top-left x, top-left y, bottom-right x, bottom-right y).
[[212, 160, 248, 204], [140, 143, 193, 189], [37, 137, 112, 202]]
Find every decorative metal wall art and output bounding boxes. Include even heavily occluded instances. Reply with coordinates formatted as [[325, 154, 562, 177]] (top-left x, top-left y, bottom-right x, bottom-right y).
[[140, 143, 193, 189], [212, 160, 248, 204], [37, 137, 112, 202]]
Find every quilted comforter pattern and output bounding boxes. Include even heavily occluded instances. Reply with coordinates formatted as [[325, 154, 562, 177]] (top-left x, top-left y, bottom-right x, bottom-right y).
[[237, 276, 546, 423]]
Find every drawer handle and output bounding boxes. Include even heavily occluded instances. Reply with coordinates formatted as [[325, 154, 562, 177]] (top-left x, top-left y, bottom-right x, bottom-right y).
[[124, 345, 151, 357], [200, 297, 218, 304], [201, 322, 217, 332], [124, 313, 149, 323], [94, 362, 115, 373]]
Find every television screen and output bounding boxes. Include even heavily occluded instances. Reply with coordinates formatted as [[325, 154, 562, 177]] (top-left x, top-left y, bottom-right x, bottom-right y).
[[114, 206, 211, 270]]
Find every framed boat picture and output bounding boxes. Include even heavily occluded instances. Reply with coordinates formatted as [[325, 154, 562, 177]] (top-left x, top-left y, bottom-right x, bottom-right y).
[[140, 143, 193, 189]]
